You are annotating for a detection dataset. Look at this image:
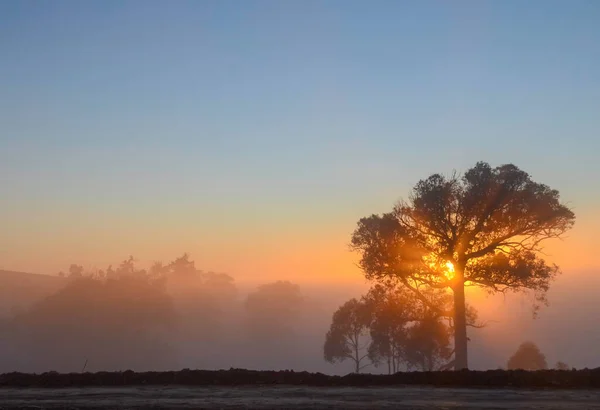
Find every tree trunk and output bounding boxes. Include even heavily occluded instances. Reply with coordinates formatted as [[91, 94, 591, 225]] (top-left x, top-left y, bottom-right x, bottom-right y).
[[354, 334, 360, 373], [453, 268, 468, 370]]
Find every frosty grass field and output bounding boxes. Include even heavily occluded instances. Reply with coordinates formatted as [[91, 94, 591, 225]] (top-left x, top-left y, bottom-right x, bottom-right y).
[[2, 386, 600, 409]]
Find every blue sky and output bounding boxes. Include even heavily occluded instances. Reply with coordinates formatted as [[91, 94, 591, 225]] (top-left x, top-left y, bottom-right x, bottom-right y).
[[0, 0, 599, 275]]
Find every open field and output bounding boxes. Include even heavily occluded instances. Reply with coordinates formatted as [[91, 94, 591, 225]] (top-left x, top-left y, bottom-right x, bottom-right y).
[[2, 385, 600, 409]]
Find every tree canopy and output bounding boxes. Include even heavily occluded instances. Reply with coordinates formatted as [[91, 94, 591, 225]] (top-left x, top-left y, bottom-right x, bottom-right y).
[[403, 314, 452, 372], [351, 162, 575, 369], [323, 298, 372, 373], [365, 283, 457, 372], [507, 341, 548, 370], [365, 285, 412, 373], [161, 254, 238, 346]]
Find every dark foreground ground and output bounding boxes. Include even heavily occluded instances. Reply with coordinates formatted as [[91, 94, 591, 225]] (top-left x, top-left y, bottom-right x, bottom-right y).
[[2, 368, 600, 389], [2, 385, 600, 409], [2, 369, 600, 409]]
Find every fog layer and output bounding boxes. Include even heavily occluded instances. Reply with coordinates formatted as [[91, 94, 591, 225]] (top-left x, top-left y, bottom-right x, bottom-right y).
[[0, 255, 598, 374]]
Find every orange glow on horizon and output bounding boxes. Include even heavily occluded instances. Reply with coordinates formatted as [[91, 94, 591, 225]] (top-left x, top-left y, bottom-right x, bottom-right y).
[[0, 205, 598, 285]]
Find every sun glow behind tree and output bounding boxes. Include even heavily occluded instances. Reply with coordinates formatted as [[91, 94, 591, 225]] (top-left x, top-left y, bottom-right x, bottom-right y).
[[351, 162, 575, 369]]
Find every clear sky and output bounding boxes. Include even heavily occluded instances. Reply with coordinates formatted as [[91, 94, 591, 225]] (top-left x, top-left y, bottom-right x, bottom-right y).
[[1, 0, 599, 280]]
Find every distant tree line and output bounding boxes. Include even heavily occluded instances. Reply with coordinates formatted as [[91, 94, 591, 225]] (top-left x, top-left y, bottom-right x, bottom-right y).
[[0, 254, 307, 373]]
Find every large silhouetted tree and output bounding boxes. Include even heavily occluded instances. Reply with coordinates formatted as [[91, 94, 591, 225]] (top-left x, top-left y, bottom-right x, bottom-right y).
[[351, 162, 575, 369], [507, 341, 548, 370], [323, 298, 372, 373]]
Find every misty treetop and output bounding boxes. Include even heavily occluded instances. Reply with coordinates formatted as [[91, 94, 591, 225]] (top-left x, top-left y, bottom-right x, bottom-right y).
[[507, 341, 548, 371], [350, 162, 575, 370]]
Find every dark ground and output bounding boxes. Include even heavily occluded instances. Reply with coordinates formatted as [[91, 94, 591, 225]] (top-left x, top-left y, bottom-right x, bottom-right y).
[[2, 385, 600, 409], [3, 369, 600, 409], [2, 368, 600, 389]]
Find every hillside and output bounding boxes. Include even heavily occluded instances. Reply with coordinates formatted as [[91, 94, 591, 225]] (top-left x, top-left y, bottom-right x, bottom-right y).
[[0, 270, 66, 316]]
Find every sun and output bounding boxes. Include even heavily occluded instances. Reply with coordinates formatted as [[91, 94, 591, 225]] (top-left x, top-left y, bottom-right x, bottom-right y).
[[445, 261, 455, 280]]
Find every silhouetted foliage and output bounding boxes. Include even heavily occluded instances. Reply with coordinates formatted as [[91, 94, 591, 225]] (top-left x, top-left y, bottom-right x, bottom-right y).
[[323, 298, 372, 373], [364, 284, 411, 373], [404, 313, 452, 371], [556, 361, 570, 371], [507, 341, 548, 370], [364, 283, 456, 372], [351, 162, 575, 369], [323, 281, 474, 374]]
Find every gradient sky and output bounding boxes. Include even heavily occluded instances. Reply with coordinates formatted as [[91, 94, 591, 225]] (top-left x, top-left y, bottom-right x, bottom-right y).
[[1, 0, 599, 281]]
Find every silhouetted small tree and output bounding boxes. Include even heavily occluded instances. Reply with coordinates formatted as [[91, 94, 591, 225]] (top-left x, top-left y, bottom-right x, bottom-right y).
[[364, 284, 412, 374], [351, 162, 575, 369], [507, 341, 548, 370], [404, 313, 452, 371], [323, 298, 372, 373], [364, 283, 460, 372], [555, 361, 570, 370]]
